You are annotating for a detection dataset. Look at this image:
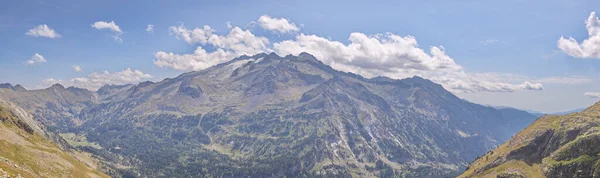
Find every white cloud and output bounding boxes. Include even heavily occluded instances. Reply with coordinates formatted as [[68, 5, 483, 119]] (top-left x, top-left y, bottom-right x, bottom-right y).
[[72, 65, 82, 72], [146, 24, 154, 32], [25, 24, 61, 38], [169, 25, 270, 54], [92, 21, 123, 42], [169, 24, 215, 45], [206, 27, 270, 55], [274, 32, 544, 93], [157, 24, 271, 71], [275, 33, 463, 72], [42, 68, 152, 90], [158, 16, 543, 93], [558, 12, 600, 59], [25, 53, 47, 65], [154, 47, 234, 71], [535, 76, 595, 84], [478, 38, 498, 45], [91, 21, 122, 33], [257, 15, 300, 33], [430, 73, 543, 93], [584, 92, 600, 98]]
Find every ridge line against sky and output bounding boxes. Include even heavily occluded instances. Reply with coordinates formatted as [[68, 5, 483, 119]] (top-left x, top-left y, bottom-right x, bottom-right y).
[[1, 0, 600, 113]]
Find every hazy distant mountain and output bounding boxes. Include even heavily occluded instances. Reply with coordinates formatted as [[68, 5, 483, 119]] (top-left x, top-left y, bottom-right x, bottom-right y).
[[491, 105, 586, 117], [550, 108, 585, 115], [460, 102, 600, 178], [0, 53, 538, 177], [0, 83, 26, 92]]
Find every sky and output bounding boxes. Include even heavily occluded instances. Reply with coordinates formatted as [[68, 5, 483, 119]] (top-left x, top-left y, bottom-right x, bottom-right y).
[[1, 0, 600, 113]]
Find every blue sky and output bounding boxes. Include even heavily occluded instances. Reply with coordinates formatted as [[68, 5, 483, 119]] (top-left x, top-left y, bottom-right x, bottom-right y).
[[1, 0, 600, 113]]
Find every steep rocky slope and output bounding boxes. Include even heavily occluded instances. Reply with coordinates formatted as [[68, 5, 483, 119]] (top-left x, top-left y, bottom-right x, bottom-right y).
[[460, 102, 600, 178], [0, 53, 538, 177], [0, 102, 108, 178]]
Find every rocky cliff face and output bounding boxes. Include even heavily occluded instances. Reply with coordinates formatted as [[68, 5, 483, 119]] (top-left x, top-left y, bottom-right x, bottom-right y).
[[0, 53, 538, 177], [460, 102, 600, 178]]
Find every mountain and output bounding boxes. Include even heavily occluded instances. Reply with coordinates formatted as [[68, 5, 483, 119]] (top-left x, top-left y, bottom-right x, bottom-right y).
[[0, 101, 108, 178], [551, 108, 585, 115], [460, 102, 600, 178], [0, 52, 538, 177], [489, 105, 546, 117], [0, 83, 26, 92]]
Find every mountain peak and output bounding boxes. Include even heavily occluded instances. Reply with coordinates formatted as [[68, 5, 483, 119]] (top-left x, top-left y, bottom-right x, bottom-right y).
[[0, 83, 28, 92], [0, 83, 13, 89], [50, 83, 65, 90], [267, 52, 281, 58], [13, 84, 27, 91]]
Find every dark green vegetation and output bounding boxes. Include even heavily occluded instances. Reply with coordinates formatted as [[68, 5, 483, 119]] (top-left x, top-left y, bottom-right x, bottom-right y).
[[0, 53, 538, 177], [461, 102, 600, 178]]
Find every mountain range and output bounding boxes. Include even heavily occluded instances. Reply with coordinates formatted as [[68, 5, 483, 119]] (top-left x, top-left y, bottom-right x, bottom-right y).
[[0, 52, 539, 177]]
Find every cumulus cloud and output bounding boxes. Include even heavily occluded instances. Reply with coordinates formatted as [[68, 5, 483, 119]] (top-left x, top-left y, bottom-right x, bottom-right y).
[[72, 65, 82, 72], [42, 68, 152, 90], [584, 92, 600, 98], [558, 12, 600, 59], [169, 25, 215, 44], [275, 33, 463, 73], [25, 24, 61, 38], [273, 33, 544, 93], [257, 15, 300, 33], [156, 24, 271, 71], [169, 24, 269, 54], [154, 47, 234, 71], [146, 24, 154, 32], [92, 21, 123, 42], [205, 27, 270, 55], [25, 53, 47, 65], [91, 21, 122, 33], [158, 16, 544, 93]]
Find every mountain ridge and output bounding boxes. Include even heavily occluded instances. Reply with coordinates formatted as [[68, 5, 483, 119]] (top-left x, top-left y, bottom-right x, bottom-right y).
[[0, 52, 539, 177], [460, 101, 600, 178]]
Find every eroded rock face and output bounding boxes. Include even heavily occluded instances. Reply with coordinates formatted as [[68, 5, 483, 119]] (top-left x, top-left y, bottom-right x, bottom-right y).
[[461, 103, 600, 178]]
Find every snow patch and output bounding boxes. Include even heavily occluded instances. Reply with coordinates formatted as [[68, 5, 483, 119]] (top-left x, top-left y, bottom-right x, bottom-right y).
[[456, 129, 471, 137], [227, 58, 254, 71], [254, 57, 264, 63]]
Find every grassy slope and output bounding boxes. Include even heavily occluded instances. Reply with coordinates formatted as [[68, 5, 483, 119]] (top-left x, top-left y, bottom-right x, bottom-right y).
[[460, 102, 600, 177], [0, 105, 109, 178]]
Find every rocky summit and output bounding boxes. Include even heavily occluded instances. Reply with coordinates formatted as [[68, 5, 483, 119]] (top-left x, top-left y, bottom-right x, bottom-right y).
[[0, 53, 538, 177], [461, 102, 600, 178]]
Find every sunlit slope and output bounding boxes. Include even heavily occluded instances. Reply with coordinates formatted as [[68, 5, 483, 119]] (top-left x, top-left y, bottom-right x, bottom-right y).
[[0, 105, 109, 178], [460, 102, 600, 178]]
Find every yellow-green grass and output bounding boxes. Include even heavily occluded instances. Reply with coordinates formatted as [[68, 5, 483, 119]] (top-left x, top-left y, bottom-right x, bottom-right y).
[[0, 106, 109, 178]]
